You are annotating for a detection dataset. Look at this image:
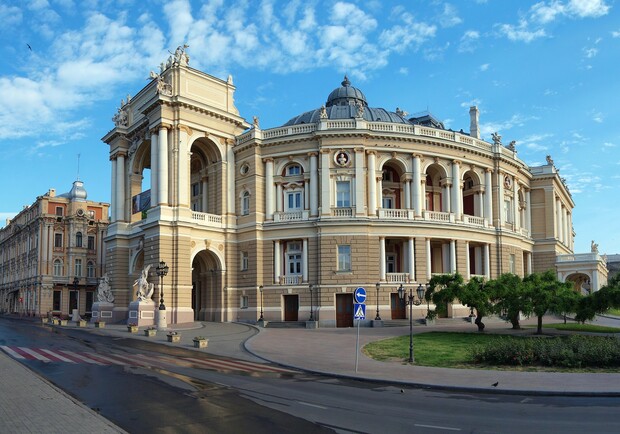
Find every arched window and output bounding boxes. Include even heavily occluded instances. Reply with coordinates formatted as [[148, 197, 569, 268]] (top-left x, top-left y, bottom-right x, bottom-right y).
[[53, 259, 63, 277], [286, 164, 301, 176], [241, 191, 250, 216], [76, 232, 82, 248]]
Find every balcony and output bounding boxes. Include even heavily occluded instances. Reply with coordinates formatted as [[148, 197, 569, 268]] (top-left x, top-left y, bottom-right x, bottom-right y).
[[423, 210, 454, 223], [191, 212, 223, 228], [331, 207, 354, 217], [279, 275, 303, 285], [463, 215, 487, 227], [378, 209, 415, 220], [273, 210, 309, 222], [385, 273, 410, 283]]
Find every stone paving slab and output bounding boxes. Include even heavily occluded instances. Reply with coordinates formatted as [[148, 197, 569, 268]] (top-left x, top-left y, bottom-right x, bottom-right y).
[[0, 350, 126, 434]]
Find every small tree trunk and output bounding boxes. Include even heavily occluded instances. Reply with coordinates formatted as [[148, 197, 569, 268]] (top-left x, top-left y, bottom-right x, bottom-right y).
[[510, 314, 521, 330], [475, 314, 485, 332], [536, 315, 543, 334]]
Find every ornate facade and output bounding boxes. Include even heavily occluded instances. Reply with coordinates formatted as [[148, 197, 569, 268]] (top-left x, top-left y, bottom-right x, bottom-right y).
[[102, 50, 606, 326], [0, 181, 109, 318]]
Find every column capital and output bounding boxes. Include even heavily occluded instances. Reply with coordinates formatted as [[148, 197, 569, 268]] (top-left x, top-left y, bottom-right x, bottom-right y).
[[366, 150, 377, 156], [485, 167, 493, 173], [262, 157, 274, 163], [158, 123, 172, 131], [411, 153, 423, 159], [177, 124, 193, 136], [452, 159, 462, 166], [307, 152, 318, 157]]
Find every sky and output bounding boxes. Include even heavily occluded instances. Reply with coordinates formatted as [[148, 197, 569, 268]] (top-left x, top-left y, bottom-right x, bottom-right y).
[[0, 0, 618, 255]]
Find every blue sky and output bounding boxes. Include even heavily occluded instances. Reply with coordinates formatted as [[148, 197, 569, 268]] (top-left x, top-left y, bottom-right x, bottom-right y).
[[1, 0, 618, 255]]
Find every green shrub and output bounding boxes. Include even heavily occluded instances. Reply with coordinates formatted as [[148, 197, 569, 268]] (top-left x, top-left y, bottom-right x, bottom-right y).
[[471, 335, 620, 368]]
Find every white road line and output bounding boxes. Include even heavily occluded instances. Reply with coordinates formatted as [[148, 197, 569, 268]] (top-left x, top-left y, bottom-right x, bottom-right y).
[[0, 345, 25, 359], [38, 349, 77, 363], [297, 401, 328, 410], [83, 353, 128, 366], [414, 423, 461, 431], [18, 347, 51, 362]]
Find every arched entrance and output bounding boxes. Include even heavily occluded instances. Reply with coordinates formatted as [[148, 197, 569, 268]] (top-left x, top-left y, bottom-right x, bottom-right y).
[[565, 272, 591, 295], [191, 250, 223, 321]]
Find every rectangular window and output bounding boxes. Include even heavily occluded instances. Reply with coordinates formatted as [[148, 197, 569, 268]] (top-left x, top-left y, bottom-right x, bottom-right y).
[[240, 295, 249, 309], [53, 261, 63, 277], [241, 192, 250, 216], [54, 233, 63, 248], [509, 254, 516, 274], [504, 200, 513, 223], [288, 254, 302, 274], [241, 252, 249, 271], [192, 182, 201, 197], [336, 181, 350, 207], [85, 291, 94, 314], [338, 245, 351, 271], [53, 290, 61, 311], [286, 191, 302, 210], [55, 206, 63, 216], [87, 262, 95, 278], [75, 259, 82, 277], [382, 197, 394, 209], [287, 165, 301, 176], [88, 236, 95, 251]]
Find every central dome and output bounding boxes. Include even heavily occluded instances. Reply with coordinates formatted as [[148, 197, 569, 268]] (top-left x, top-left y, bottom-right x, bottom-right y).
[[325, 76, 368, 107]]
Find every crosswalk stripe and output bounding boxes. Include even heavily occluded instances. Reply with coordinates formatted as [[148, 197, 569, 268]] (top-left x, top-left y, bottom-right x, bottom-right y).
[[59, 350, 106, 365], [80, 352, 128, 366], [17, 347, 50, 362], [0, 345, 26, 359], [183, 356, 295, 373], [37, 348, 77, 363]]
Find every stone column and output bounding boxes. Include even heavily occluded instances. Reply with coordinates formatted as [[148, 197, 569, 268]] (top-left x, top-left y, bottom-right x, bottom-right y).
[[320, 150, 331, 215], [412, 154, 422, 216], [158, 125, 169, 206], [555, 197, 562, 242], [450, 240, 457, 274], [274, 240, 281, 284], [355, 148, 364, 215], [379, 237, 386, 282], [404, 178, 411, 209], [465, 241, 470, 280], [110, 156, 117, 222], [226, 143, 235, 215], [513, 179, 519, 230], [442, 181, 451, 213], [408, 237, 415, 282], [525, 189, 531, 233], [276, 182, 283, 213], [116, 153, 125, 221], [265, 158, 274, 220], [150, 130, 158, 206], [177, 127, 190, 208], [562, 207, 569, 246], [451, 160, 462, 220], [302, 238, 308, 283], [309, 153, 318, 216], [201, 176, 208, 212], [426, 238, 432, 280], [367, 151, 377, 216], [484, 168, 492, 224], [484, 244, 490, 279]]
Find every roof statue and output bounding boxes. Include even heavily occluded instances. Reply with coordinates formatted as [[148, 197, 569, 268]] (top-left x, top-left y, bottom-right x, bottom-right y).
[[591, 240, 599, 254], [546, 155, 554, 165], [134, 264, 155, 301], [491, 132, 502, 146], [96, 273, 114, 303]]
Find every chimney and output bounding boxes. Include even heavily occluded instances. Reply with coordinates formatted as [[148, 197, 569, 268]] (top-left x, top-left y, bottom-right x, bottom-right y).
[[48, 188, 56, 197], [469, 106, 480, 139]]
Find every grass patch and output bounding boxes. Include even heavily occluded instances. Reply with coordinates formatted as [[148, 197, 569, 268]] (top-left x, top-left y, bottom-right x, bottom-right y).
[[363, 332, 620, 372], [527, 323, 620, 333], [605, 308, 620, 316]]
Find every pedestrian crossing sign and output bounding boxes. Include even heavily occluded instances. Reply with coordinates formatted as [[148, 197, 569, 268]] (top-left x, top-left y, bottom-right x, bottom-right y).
[[354, 303, 366, 320]]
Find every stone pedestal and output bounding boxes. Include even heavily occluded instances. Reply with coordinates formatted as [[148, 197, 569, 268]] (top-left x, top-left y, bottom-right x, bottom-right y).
[[91, 302, 114, 323], [128, 300, 156, 327], [156, 307, 167, 331]]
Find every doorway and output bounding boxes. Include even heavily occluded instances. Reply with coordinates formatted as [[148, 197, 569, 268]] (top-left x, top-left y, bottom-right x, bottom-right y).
[[391, 293, 406, 319], [336, 293, 353, 327], [284, 294, 299, 321]]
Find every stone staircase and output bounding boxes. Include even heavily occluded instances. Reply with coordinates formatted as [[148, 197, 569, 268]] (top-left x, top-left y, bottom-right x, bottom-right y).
[[263, 321, 308, 329]]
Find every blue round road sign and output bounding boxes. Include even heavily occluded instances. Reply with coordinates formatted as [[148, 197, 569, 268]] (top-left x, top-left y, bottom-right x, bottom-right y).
[[354, 287, 367, 304]]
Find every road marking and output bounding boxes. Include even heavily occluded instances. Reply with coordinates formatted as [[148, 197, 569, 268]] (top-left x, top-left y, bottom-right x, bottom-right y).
[[0, 345, 25, 359], [17, 347, 50, 362], [414, 424, 461, 431], [59, 350, 106, 365], [38, 348, 77, 363], [297, 401, 328, 410]]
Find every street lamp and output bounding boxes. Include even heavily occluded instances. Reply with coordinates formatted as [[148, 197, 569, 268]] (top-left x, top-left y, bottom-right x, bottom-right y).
[[397, 283, 427, 363], [375, 282, 381, 320], [155, 261, 169, 330], [258, 285, 264, 322], [309, 284, 314, 321]]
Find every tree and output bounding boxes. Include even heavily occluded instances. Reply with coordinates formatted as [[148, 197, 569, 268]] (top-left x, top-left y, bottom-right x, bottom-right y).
[[487, 273, 528, 329], [523, 270, 576, 334], [426, 273, 493, 332]]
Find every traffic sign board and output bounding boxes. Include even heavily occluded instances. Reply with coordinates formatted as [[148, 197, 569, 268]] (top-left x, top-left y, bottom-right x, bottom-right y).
[[353, 287, 367, 304], [354, 303, 366, 320]]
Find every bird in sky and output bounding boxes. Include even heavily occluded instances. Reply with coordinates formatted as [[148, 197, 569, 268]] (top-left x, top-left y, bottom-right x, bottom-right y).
[[26, 43, 32, 51]]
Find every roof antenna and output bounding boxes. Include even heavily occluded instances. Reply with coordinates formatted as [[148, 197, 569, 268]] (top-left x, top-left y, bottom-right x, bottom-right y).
[[77, 153, 81, 180]]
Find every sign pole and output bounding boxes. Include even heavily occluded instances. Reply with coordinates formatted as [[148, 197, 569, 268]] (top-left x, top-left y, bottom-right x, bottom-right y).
[[355, 318, 360, 372]]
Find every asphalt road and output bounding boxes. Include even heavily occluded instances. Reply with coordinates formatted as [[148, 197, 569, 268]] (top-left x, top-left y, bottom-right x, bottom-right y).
[[2, 320, 620, 433]]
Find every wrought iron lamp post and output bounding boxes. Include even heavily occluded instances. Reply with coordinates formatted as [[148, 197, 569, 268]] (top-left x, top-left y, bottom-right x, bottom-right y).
[[258, 285, 264, 322], [155, 261, 169, 330], [397, 283, 426, 363], [375, 282, 381, 320]]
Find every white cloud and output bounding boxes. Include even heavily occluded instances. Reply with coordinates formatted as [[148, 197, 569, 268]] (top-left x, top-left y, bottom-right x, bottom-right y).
[[496, 20, 546, 43], [518, 133, 553, 151], [480, 114, 539, 138], [439, 4, 462, 28], [583, 47, 598, 58], [0, 4, 22, 29], [566, 0, 610, 18], [612, 30, 620, 38], [458, 30, 480, 52], [531, 1, 566, 24], [479, 63, 490, 71], [590, 110, 604, 122]]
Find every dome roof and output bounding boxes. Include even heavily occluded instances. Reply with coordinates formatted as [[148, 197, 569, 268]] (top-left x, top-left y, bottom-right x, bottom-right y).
[[283, 76, 410, 126], [58, 180, 87, 202], [325, 76, 367, 108]]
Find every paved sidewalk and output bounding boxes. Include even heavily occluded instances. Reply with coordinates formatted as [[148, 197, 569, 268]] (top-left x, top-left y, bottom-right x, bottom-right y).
[[0, 350, 126, 433]]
